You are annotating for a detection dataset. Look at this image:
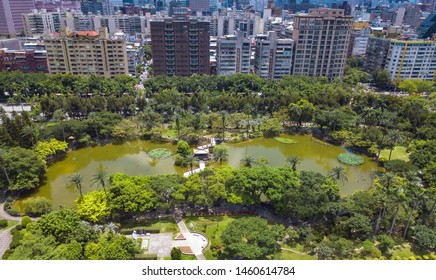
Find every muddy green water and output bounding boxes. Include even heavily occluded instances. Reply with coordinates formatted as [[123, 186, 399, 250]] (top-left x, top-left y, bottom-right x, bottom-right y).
[[31, 135, 382, 208]]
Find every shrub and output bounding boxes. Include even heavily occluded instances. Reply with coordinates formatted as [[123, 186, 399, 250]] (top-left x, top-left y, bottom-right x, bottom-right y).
[[21, 196, 52, 216], [3, 201, 20, 216], [15, 224, 23, 230], [171, 247, 182, 260], [0, 219, 7, 228], [21, 216, 32, 227], [337, 153, 364, 166]]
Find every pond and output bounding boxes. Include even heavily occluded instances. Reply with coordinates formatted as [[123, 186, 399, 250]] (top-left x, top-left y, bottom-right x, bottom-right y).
[[31, 135, 382, 209]]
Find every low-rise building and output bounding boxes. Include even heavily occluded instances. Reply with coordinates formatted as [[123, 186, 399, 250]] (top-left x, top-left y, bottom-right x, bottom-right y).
[[0, 49, 48, 73]]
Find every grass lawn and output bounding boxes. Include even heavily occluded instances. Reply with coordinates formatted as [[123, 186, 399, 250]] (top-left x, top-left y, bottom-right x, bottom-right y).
[[274, 249, 317, 260], [276, 243, 316, 260], [120, 217, 179, 233], [183, 214, 254, 260], [380, 146, 409, 161], [163, 129, 177, 139], [4, 221, 18, 230], [181, 254, 197, 260]]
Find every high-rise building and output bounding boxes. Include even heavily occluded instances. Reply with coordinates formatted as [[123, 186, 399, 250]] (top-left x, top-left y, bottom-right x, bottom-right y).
[[0, 49, 48, 73], [81, 0, 113, 15], [254, 31, 294, 80], [385, 40, 436, 81], [150, 17, 210, 76], [23, 10, 62, 37], [403, 4, 422, 29], [34, 1, 81, 12], [363, 36, 390, 75], [292, 8, 353, 80], [0, 0, 35, 35], [417, 14, 436, 39], [44, 27, 128, 77], [216, 31, 251, 75]]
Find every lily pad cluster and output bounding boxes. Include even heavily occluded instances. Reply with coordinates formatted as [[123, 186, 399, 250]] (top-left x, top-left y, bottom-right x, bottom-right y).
[[337, 153, 364, 166], [148, 148, 172, 159]]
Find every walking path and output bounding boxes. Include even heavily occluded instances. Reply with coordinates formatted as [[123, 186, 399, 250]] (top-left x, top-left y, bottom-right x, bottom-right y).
[[0, 227, 13, 259], [174, 214, 206, 260], [0, 203, 21, 222]]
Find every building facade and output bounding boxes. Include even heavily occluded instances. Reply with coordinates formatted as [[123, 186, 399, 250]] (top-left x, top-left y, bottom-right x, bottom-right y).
[[216, 31, 251, 75], [254, 31, 294, 80], [292, 8, 353, 80], [385, 40, 436, 81], [0, 0, 35, 35], [150, 17, 210, 76], [23, 10, 61, 37], [363, 36, 390, 75], [44, 27, 128, 77], [0, 49, 48, 73]]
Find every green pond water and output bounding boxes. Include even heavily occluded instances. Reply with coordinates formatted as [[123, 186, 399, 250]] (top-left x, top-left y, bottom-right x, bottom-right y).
[[31, 135, 382, 208]]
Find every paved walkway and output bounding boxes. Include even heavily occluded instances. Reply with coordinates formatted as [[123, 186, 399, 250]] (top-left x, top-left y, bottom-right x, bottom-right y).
[[0, 227, 13, 259], [147, 233, 173, 259], [0, 203, 21, 222], [174, 215, 206, 260]]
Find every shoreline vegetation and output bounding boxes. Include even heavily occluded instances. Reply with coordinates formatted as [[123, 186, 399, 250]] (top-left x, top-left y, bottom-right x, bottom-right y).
[[0, 68, 435, 260]]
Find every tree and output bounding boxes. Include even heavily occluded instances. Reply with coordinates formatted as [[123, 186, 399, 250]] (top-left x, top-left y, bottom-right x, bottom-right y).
[[338, 214, 373, 240], [412, 225, 436, 251], [0, 147, 46, 192], [377, 234, 395, 254], [240, 156, 258, 168], [219, 110, 229, 141], [76, 191, 110, 223], [328, 166, 348, 185], [374, 70, 391, 88], [183, 154, 199, 174], [84, 233, 136, 260], [221, 217, 280, 259], [286, 156, 301, 172], [288, 99, 316, 127], [67, 173, 84, 199], [112, 119, 137, 139], [213, 145, 229, 165], [171, 247, 182, 260], [91, 164, 109, 195], [385, 129, 404, 161], [34, 138, 68, 164], [176, 140, 190, 158]]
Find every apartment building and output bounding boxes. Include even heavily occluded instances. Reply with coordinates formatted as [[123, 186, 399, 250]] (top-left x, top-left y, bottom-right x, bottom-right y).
[[150, 17, 210, 76], [292, 8, 353, 80], [386, 40, 436, 81], [0, 0, 35, 35], [363, 36, 390, 75], [254, 31, 294, 80], [0, 49, 48, 73], [44, 27, 128, 77], [23, 9, 61, 37], [216, 31, 251, 75]]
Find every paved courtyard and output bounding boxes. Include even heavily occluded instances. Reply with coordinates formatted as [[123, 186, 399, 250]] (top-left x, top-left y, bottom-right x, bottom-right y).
[[147, 233, 173, 258]]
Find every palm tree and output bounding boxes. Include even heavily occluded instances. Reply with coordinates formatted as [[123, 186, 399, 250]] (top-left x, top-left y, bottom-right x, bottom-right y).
[[403, 186, 426, 239], [52, 109, 67, 141], [0, 147, 11, 187], [213, 145, 229, 165], [67, 172, 84, 199], [388, 184, 407, 234], [183, 154, 199, 174], [286, 156, 301, 172], [328, 166, 348, 185], [91, 164, 109, 195], [220, 110, 229, 142], [20, 124, 40, 146], [240, 156, 257, 168], [385, 129, 404, 160]]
